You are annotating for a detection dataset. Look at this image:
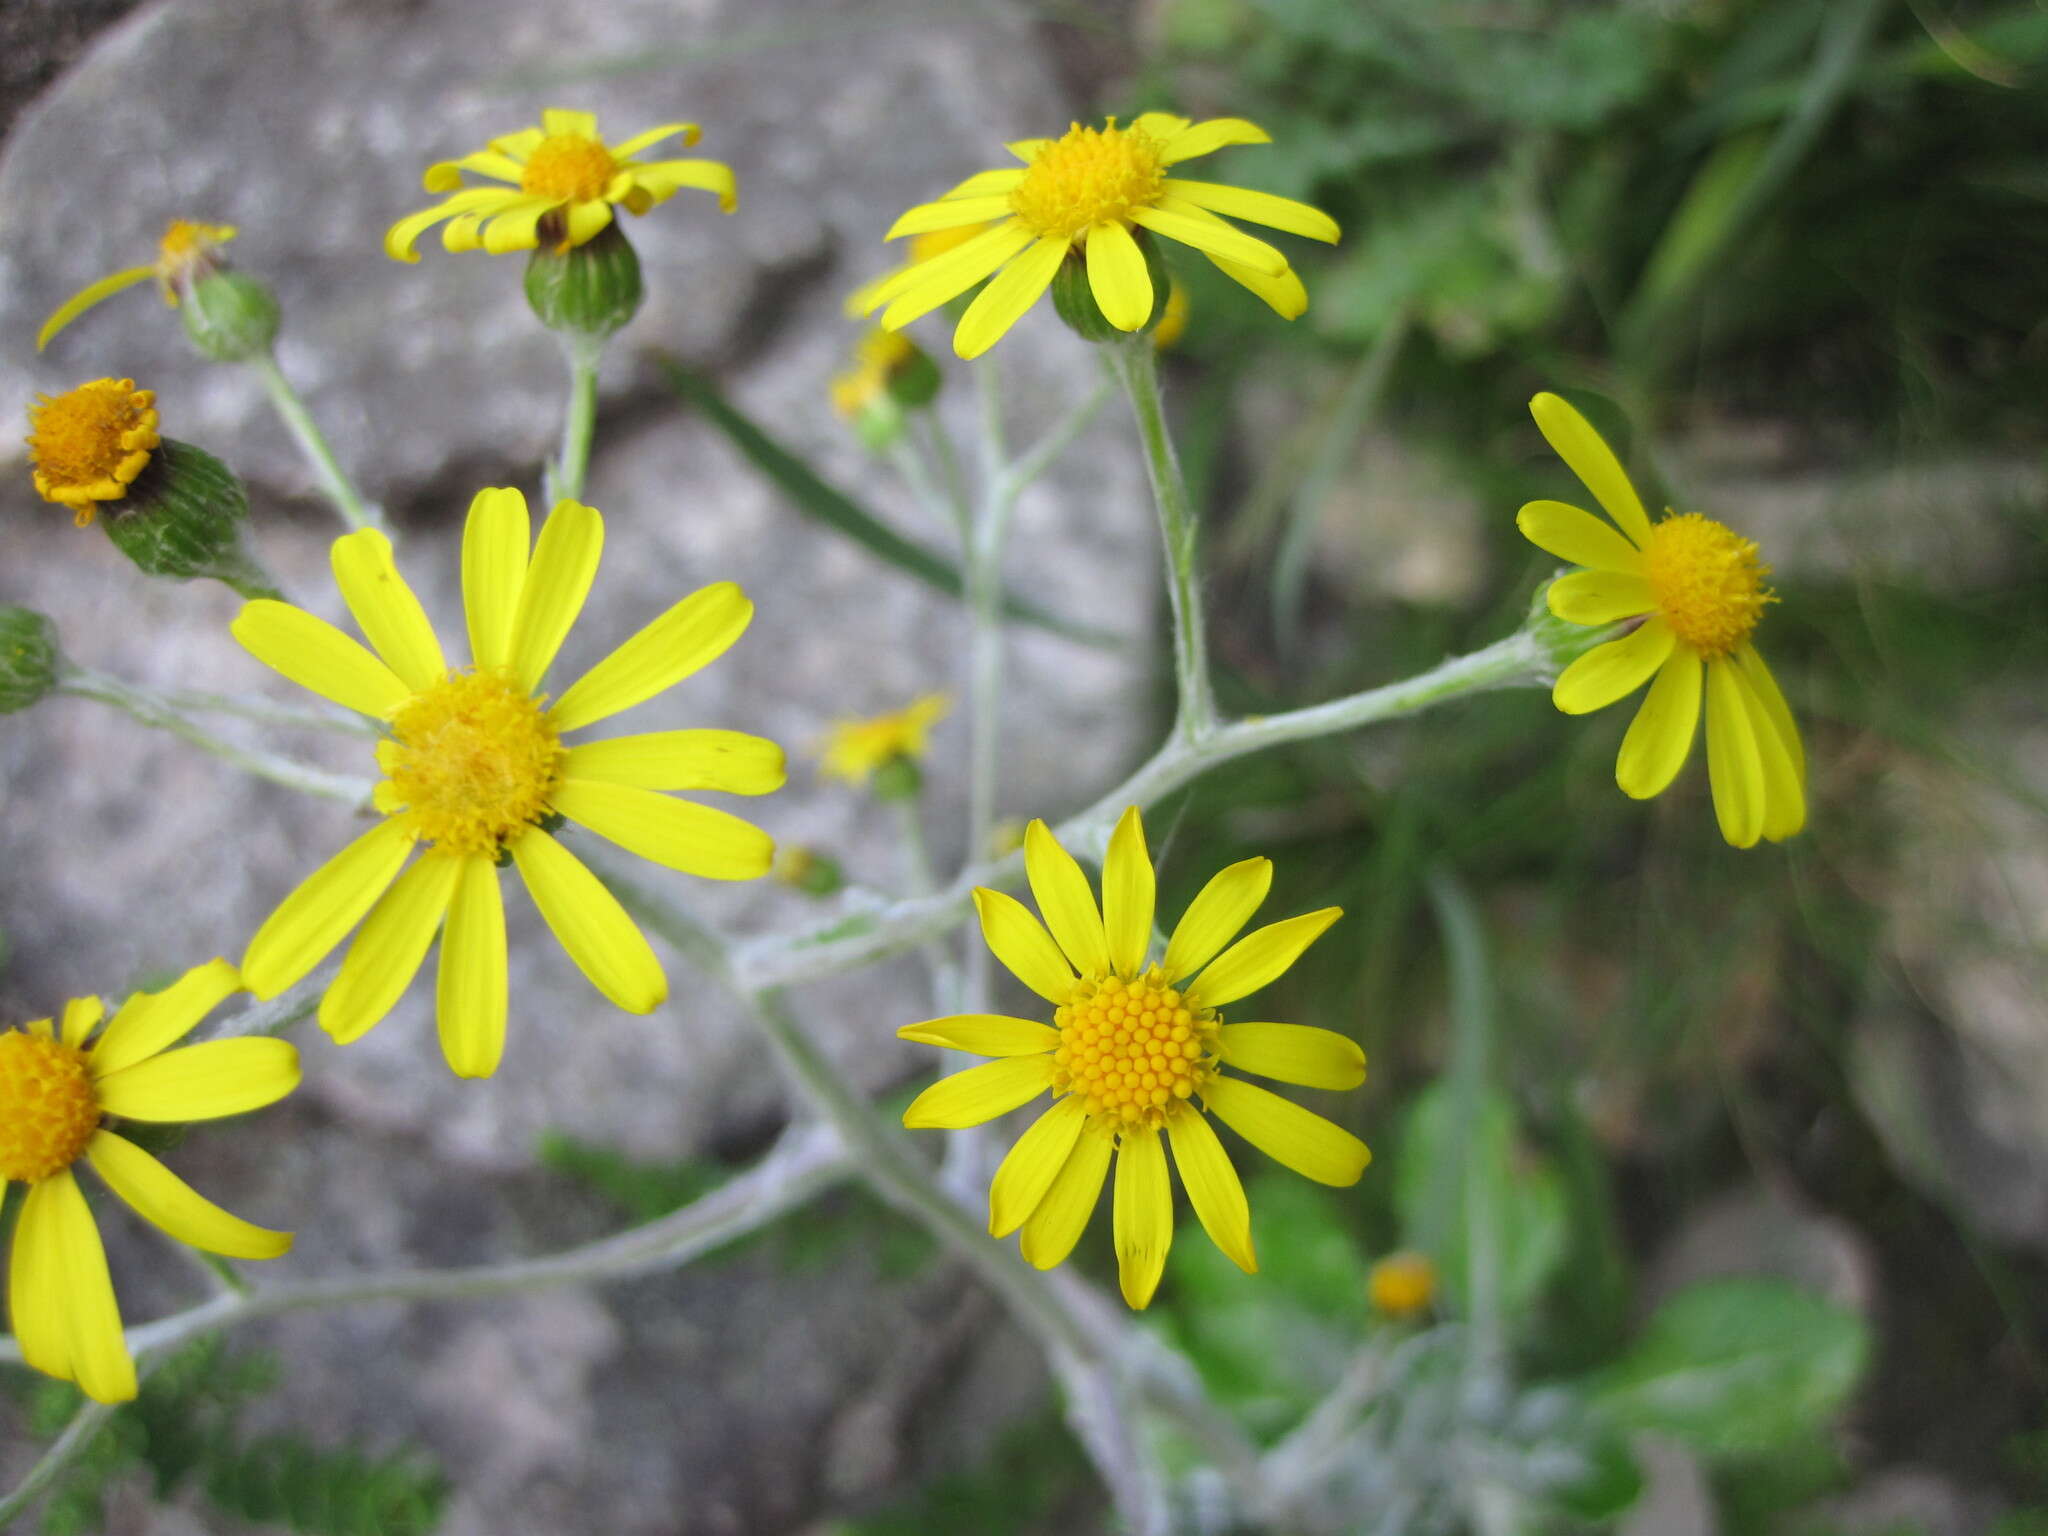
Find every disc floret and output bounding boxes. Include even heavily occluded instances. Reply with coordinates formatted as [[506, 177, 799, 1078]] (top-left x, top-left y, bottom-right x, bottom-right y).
[[377, 667, 564, 858], [1644, 511, 1773, 658], [1010, 119, 1166, 241], [521, 133, 620, 203], [1052, 966, 1218, 1132], [26, 378, 160, 525], [0, 1030, 100, 1184]]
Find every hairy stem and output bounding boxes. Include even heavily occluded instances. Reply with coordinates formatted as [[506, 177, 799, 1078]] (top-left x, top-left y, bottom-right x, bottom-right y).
[[249, 352, 376, 531]]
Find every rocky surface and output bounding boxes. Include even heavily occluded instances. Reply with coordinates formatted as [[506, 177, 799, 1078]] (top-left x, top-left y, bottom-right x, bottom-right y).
[[0, 1, 1152, 1529]]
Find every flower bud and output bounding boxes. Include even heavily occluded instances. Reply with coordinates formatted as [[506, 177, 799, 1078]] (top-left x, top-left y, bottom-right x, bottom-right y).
[[524, 220, 644, 340], [179, 270, 280, 363], [773, 845, 845, 897], [99, 440, 281, 600], [0, 607, 60, 714], [1051, 234, 1171, 345], [1368, 1251, 1438, 1320]]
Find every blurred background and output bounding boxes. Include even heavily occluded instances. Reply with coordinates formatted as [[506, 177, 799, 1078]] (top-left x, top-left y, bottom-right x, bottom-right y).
[[1, 0, 2045, 1532]]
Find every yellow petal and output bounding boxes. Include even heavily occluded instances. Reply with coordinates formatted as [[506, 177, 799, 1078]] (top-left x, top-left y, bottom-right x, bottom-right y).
[[1102, 806, 1155, 979], [86, 1131, 290, 1260], [1165, 1109, 1255, 1274], [1552, 618, 1675, 716], [9, 1176, 74, 1383], [1732, 659, 1806, 843], [1020, 1122, 1114, 1269], [1205, 249, 1307, 319], [1160, 179, 1339, 242], [89, 958, 240, 1079], [550, 581, 752, 732], [626, 158, 738, 212], [971, 887, 1076, 1004], [1203, 1076, 1369, 1187], [542, 108, 598, 138], [1160, 117, 1272, 164], [1190, 907, 1341, 1008], [510, 828, 666, 1013], [1516, 499, 1646, 575], [383, 188, 511, 262], [1546, 569, 1657, 626], [40, 1171, 137, 1403], [563, 198, 614, 247], [901, 1055, 1053, 1129], [318, 852, 459, 1044], [94, 1038, 300, 1122], [1132, 201, 1287, 276], [510, 499, 603, 693], [1112, 1128, 1173, 1309], [1162, 856, 1271, 984], [1616, 648, 1702, 800], [59, 996, 103, 1050], [329, 529, 446, 692], [1084, 220, 1153, 332], [241, 820, 415, 999], [1024, 820, 1110, 977], [232, 600, 411, 719], [988, 1097, 1088, 1237], [886, 193, 1017, 240], [1218, 1022, 1366, 1090], [480, 194, 561, 254], [1529, 393, 1652, 548], [438, 856, 508, 1079], [954, 233, 1068, 360], [561, 730, 785, 795], [37, 265, 155, 352], [1704, 657, 1767, 848], [550, 779, 773, 881], [897, 1014, 1061, 1056], [1735, 642, 1805, 782], [1131, 112, 1192, 142], [877, 221, 1037, 327], [613, 121, 700, 158], [462, 487, 530, 671]]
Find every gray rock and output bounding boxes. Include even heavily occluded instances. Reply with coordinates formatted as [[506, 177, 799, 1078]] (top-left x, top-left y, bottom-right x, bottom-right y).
[[0, 0, 1156, 1527]]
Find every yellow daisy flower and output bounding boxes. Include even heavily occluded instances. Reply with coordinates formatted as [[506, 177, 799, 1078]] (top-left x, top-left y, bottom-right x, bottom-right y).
[[818, 692, 950, 784], [2, 959, 298, 1404], [231, 488, 784, 1078], [35, 219, 238, 352], [1516, 393, 1807, 849], [899, 807, 1369, 1309], [26, 377, 161, 526], [1367, 1250, 1437, 1320], [384, 108, 737, 262], [859, 113, 1339, 359]]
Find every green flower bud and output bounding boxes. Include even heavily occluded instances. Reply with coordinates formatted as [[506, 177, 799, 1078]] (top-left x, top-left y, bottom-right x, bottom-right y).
[[180, 270, 281, 363], [524, 220, 644, 341], [0, 607, 60, 714], [886, 347, 941, 410], [870, 756, 924, 803], [99, 440, 281, 600], [773, 845, 845, 898], [1052, 234, 1171, 345]]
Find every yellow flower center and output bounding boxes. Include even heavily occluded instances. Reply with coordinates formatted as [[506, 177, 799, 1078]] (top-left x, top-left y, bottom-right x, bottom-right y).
[[0, 1030, 100, 1183], [1050, 967, 1218, 1132], [521, 133, 619, 203], [1643, 512, 1773, 658], [1010, 120, 1165, 242], [26, 378, 160, 525], [380, 668, 564, 858]]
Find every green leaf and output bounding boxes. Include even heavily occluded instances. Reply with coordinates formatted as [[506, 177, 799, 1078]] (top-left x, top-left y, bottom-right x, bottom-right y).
[[655, 359, 1118, 649], [1587, 1278, 1871, 1458], [1393, 1080, 1569, 1324]]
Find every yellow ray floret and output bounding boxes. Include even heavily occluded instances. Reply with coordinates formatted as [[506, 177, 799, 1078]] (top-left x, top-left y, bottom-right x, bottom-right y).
[[230, 488, 785, 1078], [385, 108, 737, 262], [1515, 391, 1807, 848], [897, 807, 1368, 1309], [861, 112, 1339, 358], [37, 220, 237, 352], [0, 960, 298, 1403]]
